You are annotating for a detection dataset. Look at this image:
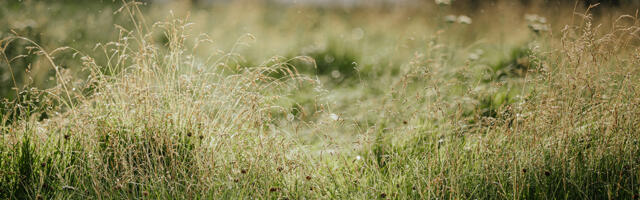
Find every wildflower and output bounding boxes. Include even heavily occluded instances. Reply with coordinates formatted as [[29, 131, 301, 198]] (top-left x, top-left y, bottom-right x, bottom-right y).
[[457, 15, 472, 24], [528, 23, 550, 33], [324, 55, 335, 63], [437, 138, 445, 149], [286, 113, 295, 121], [355, 155, 362, 161], [435, 0, 452, 6], [444, 15, 457, 23], [468, 53, 480, 61], [351, 27, 364, 40], [525, 14, 546, 23], [331, 70, 341, 79], [525, 14, 549, 33], [525, 14, 537, 22]]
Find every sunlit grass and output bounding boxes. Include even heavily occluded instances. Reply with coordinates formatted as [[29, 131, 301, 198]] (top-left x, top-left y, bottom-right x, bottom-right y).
[[1, 0, 639, 199]]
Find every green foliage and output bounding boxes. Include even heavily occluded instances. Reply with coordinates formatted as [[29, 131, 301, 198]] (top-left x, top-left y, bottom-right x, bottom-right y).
[[16, 135, 34, 199], [484, 46, 535, 82], [290, 40, 360, 83], [475, 88, 520, 119]]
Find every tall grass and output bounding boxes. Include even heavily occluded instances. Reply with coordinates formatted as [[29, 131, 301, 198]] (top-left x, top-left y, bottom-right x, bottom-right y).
[[1, 1, 639, 199]]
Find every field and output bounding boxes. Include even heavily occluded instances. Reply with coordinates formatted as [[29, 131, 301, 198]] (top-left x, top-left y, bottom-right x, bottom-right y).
[[1, 0, 640, 199]]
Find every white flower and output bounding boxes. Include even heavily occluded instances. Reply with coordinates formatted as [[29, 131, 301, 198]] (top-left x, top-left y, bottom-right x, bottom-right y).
[[457, 15, 472, 24], [525, 14, 549, 33], [528, 23, 550, 32], [351, 27, 364, 40], [331, 70, 341, 79], [324, 55, 335, 63], [356, 155, 362, 161], [525, 14, 538, 22], [444, 15, 457, 23], [435, 0, 452, 6], [286, 113, 295, 121], [538, 17, 547, 23], [468, 53, 480, 61], [468, 49, 484, 61], [525, 14, 547, 23]]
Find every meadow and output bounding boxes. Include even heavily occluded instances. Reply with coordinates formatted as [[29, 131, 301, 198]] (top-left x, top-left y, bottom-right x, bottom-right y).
[[1, 0, 639, 199]]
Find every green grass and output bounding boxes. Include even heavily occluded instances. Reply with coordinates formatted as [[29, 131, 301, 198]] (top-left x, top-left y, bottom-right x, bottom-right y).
[[1, 0, 640, 199]]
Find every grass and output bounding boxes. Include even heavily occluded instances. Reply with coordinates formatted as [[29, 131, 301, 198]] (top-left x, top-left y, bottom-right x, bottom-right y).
[[1, 0, 640, 199]]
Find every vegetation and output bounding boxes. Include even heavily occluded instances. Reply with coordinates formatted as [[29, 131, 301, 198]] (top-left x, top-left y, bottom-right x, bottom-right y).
[[1, 0, 639, 199]]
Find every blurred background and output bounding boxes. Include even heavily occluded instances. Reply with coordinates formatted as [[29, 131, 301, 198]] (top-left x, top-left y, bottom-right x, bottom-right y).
[[1, 0, 638, 113]]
